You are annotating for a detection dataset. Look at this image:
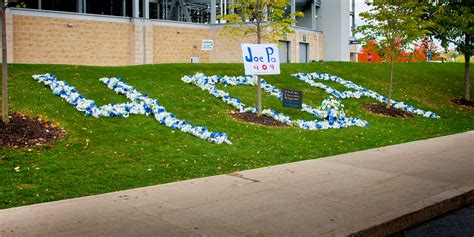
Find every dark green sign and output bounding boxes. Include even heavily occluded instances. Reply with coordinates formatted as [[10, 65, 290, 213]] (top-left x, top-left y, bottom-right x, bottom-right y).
[[282, 89, 303, 109]]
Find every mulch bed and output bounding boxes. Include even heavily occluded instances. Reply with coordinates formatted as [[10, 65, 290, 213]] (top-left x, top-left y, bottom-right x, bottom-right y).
[[0, 112, 65, 148], [451, 97, 474, 107], [229, 112, 289, 127], [363, 103, 415, 118]]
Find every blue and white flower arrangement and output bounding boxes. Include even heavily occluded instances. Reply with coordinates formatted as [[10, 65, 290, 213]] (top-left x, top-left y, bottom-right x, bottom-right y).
[[32, 74, 231, 144], [293, 72, 440, 118], [182, 73, 369, 130], [33, 71, 432, 143]]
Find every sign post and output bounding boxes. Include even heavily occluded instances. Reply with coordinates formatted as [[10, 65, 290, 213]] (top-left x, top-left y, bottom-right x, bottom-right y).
[[241, 43, 280, 115]]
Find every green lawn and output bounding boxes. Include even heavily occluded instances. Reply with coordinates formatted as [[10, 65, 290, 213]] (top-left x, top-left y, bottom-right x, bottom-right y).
[[1, 62, 473, 209]]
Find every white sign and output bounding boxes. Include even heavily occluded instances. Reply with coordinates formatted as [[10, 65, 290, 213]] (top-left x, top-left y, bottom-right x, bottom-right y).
[[201, 40, 214, 51], [241, 44, 280, 75]]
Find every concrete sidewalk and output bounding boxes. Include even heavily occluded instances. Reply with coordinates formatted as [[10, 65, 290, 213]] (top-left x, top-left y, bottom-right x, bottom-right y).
[[1, 132, 473, 237]]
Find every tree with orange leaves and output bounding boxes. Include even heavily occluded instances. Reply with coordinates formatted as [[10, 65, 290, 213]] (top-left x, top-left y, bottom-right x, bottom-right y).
[[355, 1, 429, 108]]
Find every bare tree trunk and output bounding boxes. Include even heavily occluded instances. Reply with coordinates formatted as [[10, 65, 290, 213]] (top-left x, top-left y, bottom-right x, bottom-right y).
[[387, 55, 394, 109], [256, 0, 262, 116], [464, 33, 470, 101], [1, 1, 8, 125]]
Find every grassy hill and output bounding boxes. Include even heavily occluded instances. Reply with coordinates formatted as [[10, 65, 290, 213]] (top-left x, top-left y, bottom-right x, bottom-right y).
[[1, 62, 473, 209]]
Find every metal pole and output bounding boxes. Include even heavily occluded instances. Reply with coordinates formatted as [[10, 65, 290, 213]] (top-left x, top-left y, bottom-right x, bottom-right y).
[[164, 0, 167, 19], [311, 0, 316, 30], [123, 0, 126, 16], [142, 0, 146, 64], [351, 0, 355, 37], [133, 0, 139, 17], [291, 0, 295, 26], [220, 0, 222, 17], [77, 0, 83, 13], [144, 0, 149, 18], [210, 0, 216, 24]]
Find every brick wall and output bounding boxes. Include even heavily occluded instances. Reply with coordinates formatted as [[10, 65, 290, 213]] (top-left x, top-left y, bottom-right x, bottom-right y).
[[152, 24, 323, 64], [12, 15, 132, 66], [207, 27, 255, 63], [153, 25, 210, 64], [9, 10, 324, 66]]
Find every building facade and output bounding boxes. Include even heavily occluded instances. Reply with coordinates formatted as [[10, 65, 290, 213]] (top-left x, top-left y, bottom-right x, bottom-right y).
[[2, 0, 354, 66]]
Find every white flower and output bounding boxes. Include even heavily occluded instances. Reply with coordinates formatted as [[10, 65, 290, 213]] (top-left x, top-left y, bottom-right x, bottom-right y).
[[292, 72, 440, 119], [183, 73, 369, 131], [33, 74, 231, 144]]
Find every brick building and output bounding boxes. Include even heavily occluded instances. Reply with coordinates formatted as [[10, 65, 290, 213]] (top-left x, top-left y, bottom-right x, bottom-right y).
[[2, 0, 355, 66]]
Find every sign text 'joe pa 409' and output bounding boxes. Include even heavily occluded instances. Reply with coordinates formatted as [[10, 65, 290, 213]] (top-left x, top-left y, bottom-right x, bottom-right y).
[[241, 44, 280, 75]]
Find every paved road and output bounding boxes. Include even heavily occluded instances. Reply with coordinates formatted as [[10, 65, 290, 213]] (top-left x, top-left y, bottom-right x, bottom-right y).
[[393, 204, 474, 237], [1, 131, 473, 236]]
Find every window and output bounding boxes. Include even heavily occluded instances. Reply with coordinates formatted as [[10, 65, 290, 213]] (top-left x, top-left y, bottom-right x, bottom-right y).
[[86, 0, 130, 16], [10, 0, 38, 9], [42, 0, 76, 13]]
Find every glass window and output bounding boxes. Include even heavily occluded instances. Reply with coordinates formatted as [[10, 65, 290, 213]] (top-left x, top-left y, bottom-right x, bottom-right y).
[[8, 0, 39, 9], [86, 0, 130, 16], [42, 0, 76, 13]]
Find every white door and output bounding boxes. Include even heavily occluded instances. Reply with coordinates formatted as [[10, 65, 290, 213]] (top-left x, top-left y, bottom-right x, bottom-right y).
[[279, 41, 289, 63], [299, 43, 308, 63]]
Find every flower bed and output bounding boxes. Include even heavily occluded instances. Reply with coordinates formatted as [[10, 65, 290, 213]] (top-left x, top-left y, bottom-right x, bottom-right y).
[[32, 72, 438, 144], [293, 72, 440, 118], [32, 74, 231, 144], [182, 73, 369, 130]]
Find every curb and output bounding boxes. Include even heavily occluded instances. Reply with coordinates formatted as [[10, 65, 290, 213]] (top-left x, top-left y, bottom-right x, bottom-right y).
[[348, 185, 474, 236]]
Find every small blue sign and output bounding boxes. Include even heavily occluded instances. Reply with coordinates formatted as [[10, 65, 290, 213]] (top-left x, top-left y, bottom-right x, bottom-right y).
[[282, 89, 303, 109]]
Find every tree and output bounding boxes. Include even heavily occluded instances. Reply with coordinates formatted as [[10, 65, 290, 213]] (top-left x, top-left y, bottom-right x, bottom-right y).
[[355, 1, 429, 108], [448, 50, 459, 62], [222, 0, 302, 115], [1, 0, 9, 125], [358, 40, 383, 63], [422, 0, 473, 101]]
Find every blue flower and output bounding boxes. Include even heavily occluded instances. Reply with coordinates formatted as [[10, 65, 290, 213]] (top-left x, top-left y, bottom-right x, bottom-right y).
[[292, 72, 440, 119], [32, 74, 232, 144], [182, 73, 368, 131]]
